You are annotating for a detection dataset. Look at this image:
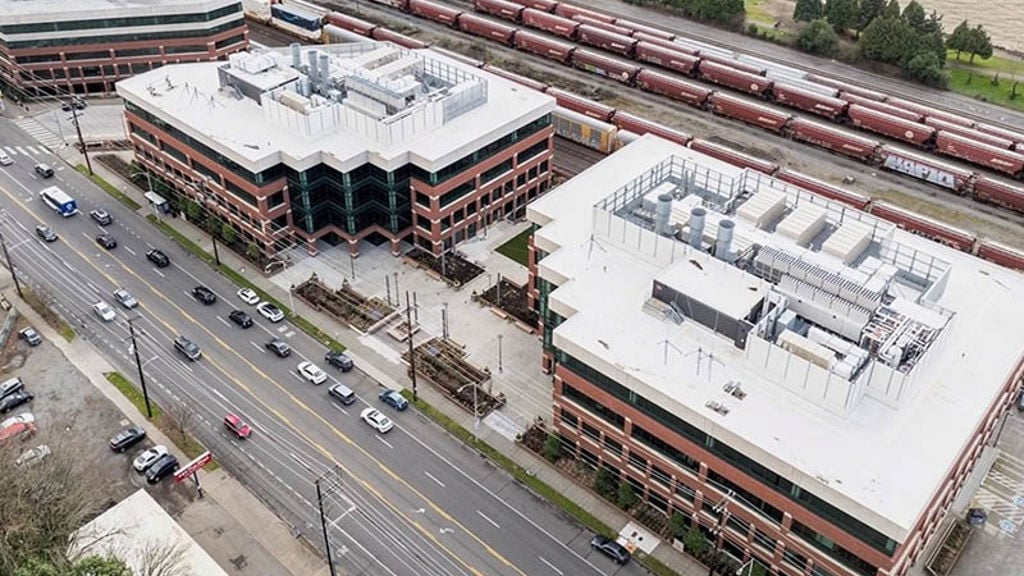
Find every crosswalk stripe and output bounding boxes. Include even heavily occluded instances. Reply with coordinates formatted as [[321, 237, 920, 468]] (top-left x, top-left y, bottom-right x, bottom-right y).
[[14, 146, 27, 155], [25, 145, 39, 155], [3, 146, 15, 155]]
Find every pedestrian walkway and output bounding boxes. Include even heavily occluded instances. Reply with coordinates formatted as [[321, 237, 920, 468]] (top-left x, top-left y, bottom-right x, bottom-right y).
[[3, 144, 52, 157], [11, 116, 65, 149]]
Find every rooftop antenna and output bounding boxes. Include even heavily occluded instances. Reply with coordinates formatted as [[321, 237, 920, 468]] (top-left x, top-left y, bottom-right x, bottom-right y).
[[585, 233, 607, 261], [656, 331, 685, 366], [682, 346, 724, 379]]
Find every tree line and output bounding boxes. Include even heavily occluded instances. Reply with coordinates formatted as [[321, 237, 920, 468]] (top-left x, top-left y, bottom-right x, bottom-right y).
[[792, 0, 994, 87], [623, 0, 746, 26]]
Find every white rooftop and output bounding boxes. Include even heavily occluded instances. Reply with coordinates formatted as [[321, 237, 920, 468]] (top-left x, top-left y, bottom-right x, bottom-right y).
[[0, 0, 237, 22], [530, 134, 1024, 541], [116, 43, 554, 175]]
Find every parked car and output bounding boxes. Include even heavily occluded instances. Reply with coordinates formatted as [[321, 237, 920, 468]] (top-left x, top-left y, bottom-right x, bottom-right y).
[[237, 287, 260, 306], [35, 225, 57, 242], [132, 445, 169, 472], [228, 310, 253, 328], [92, 301, 116, 322], [297, 361, 327, 385], [360, 408, 394, 434], [265, 338, 291, 358], [146, 248, 170, 267], [0, 412, 34, 429], [18, 327, 42, 346], [324, 350, 354, 372], [34, 163, 54, 178], [328, 382, 357, 405], [95, 233, 117, 250], [192, 286, 216, 305], [109, 425, 147, 452], [379, 389, 409, 411], [0, 150, 12, 166], [0, 376, 24, 400], [113, 288, 138, 309], [0, 421, 36, 444], [145, 454, 179, 484], [223, 413, 252, 439], [590, 535, 631, 565], [15, 444, 51, 467], [173, 335, 201, 361], [256, 301, 284, 323], [90, 209, 112, 226], [0, 390, 33, 413]]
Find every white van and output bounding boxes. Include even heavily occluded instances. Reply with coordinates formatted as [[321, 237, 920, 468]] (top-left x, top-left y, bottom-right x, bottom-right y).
[[0, 150, 13, 166]]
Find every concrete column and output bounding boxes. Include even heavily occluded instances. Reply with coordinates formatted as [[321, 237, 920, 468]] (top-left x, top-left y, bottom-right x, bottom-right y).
[[348, 239, 360, 258], [390, 238, 401, 257], [305, 237, 318, 257]]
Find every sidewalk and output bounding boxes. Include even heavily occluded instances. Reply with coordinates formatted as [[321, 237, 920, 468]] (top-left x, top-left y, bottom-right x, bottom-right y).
[[78, 153, 708, 575]]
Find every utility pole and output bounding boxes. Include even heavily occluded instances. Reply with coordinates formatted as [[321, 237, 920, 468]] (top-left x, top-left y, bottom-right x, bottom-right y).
[[708, 500, 729, 576], [199, 180, 221, 266], [497, 334, 503, 374], [441, 302, 449, 340], [314, 469, 340, 576], [406, 291, 417, 401], [0, 231, 23, 298], [70, 103, 92, 175], [127, 317, 153, 418]]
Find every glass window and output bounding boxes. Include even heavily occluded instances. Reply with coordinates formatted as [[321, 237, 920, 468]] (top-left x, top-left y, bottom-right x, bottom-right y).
[[415, 191, 431, 207], [628, 451, 647, 473], [453, 208, 464, 223], [481, 159, 513, 184], [416, 214, 431, 231], [439, 179, 475, 208], [651, 465, 671, 486], [267, 191, 285, 208], [561, 383, 625, 430], [517, 140, 548, 164], [603, 437, 622, 456], [559, 408, 578, 430], [675, 482, 695, 503], [581, 421, 600, 443]]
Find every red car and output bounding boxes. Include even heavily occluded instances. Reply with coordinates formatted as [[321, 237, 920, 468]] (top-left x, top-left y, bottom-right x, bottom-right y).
[[223, 413, 252, 439], [0, 421, 36, 444]]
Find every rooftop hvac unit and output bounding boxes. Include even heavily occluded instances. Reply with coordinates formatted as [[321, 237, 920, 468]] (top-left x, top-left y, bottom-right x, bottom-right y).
[[775, 204, 827, 247], [778, 329, 835, 369], [736, 189, 786, 229], [821, 219, 873, 265]]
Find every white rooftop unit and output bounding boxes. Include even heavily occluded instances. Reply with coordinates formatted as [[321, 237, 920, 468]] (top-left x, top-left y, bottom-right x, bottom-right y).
[[822, 219, 873, 264], [736, 189, 786, 229], [776, 203, 827, 246], [778, 329, 835, 369]]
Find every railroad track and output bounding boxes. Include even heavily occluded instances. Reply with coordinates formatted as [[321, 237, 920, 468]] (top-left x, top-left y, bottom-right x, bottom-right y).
[[552, 137, 605, 177]]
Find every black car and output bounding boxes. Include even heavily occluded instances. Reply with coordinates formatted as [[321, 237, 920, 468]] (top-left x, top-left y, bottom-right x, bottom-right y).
[[18, 327, 42, 347], [35, 225, 57, 242], [0, 390, 34, 413], [96, 233, 117, 250], [145, 454, 179, 484], [109, 425, 146, 452], [192, 286, 216, 305], [265, 338, 291, 358], [324, 350, 354, 372], [90, 209, 112, 226], [229, 310, 253, 328], [590, 535, 630, 565], [147, 249, 170, 267]]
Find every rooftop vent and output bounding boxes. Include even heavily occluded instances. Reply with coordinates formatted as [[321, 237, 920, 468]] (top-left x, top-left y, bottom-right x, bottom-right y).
[[705, 400, 730, 416], [723, 381, 746, 399]]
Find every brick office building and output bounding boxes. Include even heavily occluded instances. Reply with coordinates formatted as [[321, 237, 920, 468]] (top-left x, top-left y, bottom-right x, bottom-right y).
[[117, 43, 554, 258], [526, 135, 1024, 576], [0, 0, 248, 97]]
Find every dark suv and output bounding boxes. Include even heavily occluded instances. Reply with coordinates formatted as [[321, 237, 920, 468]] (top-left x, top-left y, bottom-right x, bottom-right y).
[[265, 338, 291, 358], [590, 535, 630, 565], [324, 350, 354, 372], [146, 454, 179, 484], [109, 425, 146, 453], [146, 249, 170, 267], [192, 286, 217, 305]]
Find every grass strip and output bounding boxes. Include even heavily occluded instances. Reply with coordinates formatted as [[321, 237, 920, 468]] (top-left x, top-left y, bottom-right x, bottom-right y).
[[76, 165, 142, 210], [20, 287, 75, 342], [494, 227, 533, 267], [147, 215, 215, 266], [105, 371, 163, 420]]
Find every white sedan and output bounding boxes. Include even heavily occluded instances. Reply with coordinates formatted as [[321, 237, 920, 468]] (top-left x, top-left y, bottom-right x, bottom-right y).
[[15, 444, 51, 467], [92, 301, 116, 322], [237, 287, 260, 306], [132, 444, 169, 472], [297, 361, 327, 385], [360, 408, 394, 434], [256, 301, 285, 322], [1, 412, 35, 429]]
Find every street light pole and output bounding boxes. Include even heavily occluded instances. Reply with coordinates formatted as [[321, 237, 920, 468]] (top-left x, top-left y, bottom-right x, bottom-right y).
[[497, 334, 503, 374], [199, 180, 221, 266], [406, 291, 417, 402], [0, 231, 24, 298], [127, 316, 153, 419], [70, 103, 92, 175], [314, 469, 340, 576]]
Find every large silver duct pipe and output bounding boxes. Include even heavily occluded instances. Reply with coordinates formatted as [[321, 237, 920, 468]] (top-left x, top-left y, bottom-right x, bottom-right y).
[[290, 43, 301, 69], [318, 53, 331, 91], [688, 206, 705, 249], [306, 50, 319, 90], [654, 193, 673, 236], [716, 219, 735, 262]]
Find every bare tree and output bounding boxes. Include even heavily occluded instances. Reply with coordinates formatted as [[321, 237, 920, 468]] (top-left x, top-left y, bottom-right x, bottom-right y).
[[166, 402, 196, 442], [134, 539, 191, 576]]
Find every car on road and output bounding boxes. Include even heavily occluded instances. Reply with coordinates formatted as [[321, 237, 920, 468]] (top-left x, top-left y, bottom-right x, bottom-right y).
[[0, 150, 12, 166], [297, 361, 327, 385], [0, 422, 35, 444], [92, 301, 116, 322], [360, 408, 394, 434], [589, 535, 631, 565], [18, 327, 42, 347], [224, 413, 252, 439], [146, 248, 170, 267], [328, 382, 357, 405], [109, 425, 146, 453], [34, 163, 54, 178], [35, 225, 57, 242], [379, 389, 408, 411], [237, 287, 260, 306], [15, 444, 51, 467], [146, 454, 179, 484], [95, 233, 117, 250], [113, 288, 138, 309], [1, 376, 25, 400], [228, 310, 253, 328], [90, 209, 112, 226], [324, 350, 354, 372], [192, 286, 216, 305], [173, 335, 201, 361], [256, 301, 284, 323], [132, 445, 169, 472], [0, 390, 33, 413], [265, 338, 291, 358], [1, 412, 34, 429]]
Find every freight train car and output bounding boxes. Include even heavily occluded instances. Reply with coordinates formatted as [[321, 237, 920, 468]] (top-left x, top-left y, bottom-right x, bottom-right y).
[[847, 105, 936, 146], [457, 13, 517, 44], [787, 118, 881, 163], [771, 82, 848, 121], [473, 0, 525, 21], [869, 201, 977, 251], [976, 239, 1024, 271], [879, 147, 975, 192], [634, 69, 711, 107], [934, 131, 1024, 177], [575, 24, 637, 56], [924, 117, 1015, 150], [697, 60, 771, 97], [775, 169, 871, 210], [546, 87, 615, 121], [634, 42, 700, 76], [570, 49, 639, 83], [513, 30, 575, 63], [707, 93, 791, 133], [689, 139, 779, 175], [973, 177, 1024, 213], [553, 107, 618, 153], [610, 111, 692, 146]]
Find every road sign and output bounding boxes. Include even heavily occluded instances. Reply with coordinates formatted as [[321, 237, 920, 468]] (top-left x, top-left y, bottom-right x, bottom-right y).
[[174, 450, 212, 483]]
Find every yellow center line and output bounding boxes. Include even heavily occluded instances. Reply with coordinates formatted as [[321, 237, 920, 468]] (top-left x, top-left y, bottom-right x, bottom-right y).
[[2, 188, 525, 576]]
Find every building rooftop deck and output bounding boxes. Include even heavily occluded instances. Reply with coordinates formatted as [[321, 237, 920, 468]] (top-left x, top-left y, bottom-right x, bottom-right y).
[[0, 0, 236, 20]]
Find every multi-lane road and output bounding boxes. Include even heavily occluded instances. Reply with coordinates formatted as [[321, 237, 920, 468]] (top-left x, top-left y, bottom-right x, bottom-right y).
[[0, 119, 643, 576]]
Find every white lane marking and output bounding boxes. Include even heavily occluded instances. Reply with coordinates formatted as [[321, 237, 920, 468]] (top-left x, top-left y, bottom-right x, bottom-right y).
[[217, 316, 230, 327], [332, 404, 349, 416], [538, 556, 563, 575], [153, 269, 165, 278], [250, 341, 265, 353], [291, 372, 305, 383], [424, 470, 446, 488], [476, 510, 500, 530], [376, 435, 394, 449], [123, 246, 135, 255]]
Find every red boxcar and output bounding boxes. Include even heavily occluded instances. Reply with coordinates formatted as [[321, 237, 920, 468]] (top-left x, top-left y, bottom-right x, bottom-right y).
[[707, 93, 792, 133], [610, 111, 692, 146], [482, 64, 549, 92], [977, 239, 1024, 272], [575, 24, 638, 56], [973, 176, 1024, 213], [924, 117, 1014, 150], [869, 201, 976, 252], [546, 88, 615, 121], [457, 13, 517, 44], [371, 27, 429, 49], [326, 12, 377, 36], [634, 42, 699, 76], [572, 15, 634, 37], [632, 32, 696, 53], [878, 146, 974, 192], [409, 0, 462, 25], [554, 3, 616, 23], [697, 60, 772, 97], [776, 169, 871, 210], [788, 118, 881, 163], [570, 49, 640, 83], [615, 18, 674, 41], [975, 122, 1024, 149], [847, 105, 936, 145], [473, 0, 525, 21], [698, 54, 765, 77], [635, 69, 712, 107], [839, 92, 923, 122], [935, 131, 1024, 177], [884, 97, 974, 127], [772, 82, 848, 121], [689, 139, 779, 175], [513, 30, 575, 63], [808, 75, 887, 101], [505, 0, 558, 11], [431, 46, 484, 68], [522, 8, 579, 38]]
